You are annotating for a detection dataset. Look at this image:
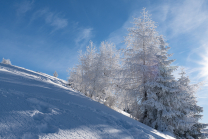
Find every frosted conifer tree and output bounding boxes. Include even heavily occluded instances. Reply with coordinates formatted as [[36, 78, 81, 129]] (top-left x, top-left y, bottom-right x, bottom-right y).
[[80, 41, 98, 98], [68, 65, 84, 92], [141, 36, 180, 133], [1, 58, 11, 65], [53, 71, 58, 77], [97, 41, 120, 106], [142, 36, 207, 139], [69, 41, 98, 98], [69, 41, 120, 107], [122, 8, 160, 119], [176, 69, 208, 139]]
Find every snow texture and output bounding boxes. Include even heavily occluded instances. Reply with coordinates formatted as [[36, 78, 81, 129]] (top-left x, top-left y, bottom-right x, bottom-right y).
[[0, 63, 174, 139]]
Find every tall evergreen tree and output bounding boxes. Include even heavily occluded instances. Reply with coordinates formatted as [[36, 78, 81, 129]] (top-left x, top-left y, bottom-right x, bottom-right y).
[[122, 8, 160, 119], [142, 36, 207, 139], [141, 35, 179, 133]]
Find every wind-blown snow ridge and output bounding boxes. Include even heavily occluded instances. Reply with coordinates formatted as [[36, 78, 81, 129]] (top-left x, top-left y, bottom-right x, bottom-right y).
[[0, 63, 174, 139]]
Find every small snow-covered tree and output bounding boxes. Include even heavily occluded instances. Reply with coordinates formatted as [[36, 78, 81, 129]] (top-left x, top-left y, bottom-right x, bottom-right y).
[[69, 41, 98, 98], [176, 69, 208, 139], [53, 71, 58, 77], [97, 41, 120, 106], [1, 58, 11, 65], [69, 64, 84, 92], [80, 41, 98, 98], [69, 41, 120, 107]]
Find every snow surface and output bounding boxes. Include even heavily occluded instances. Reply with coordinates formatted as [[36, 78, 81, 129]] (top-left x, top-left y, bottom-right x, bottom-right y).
[[0, 63, 175, 139]]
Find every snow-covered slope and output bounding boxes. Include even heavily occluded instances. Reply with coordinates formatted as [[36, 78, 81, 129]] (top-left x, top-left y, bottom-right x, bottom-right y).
[[0, 63, 175, 139]]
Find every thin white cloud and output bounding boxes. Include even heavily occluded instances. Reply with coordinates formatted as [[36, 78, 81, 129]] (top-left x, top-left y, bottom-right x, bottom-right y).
[[75, 28, 93, 48], [168, 0, 208, 36], [50, 16, 68, 29], [184, 21, 208, 83], [170, 1, 208, 94], [31, 9, 68, 31], [16, 0, 34, 16], [107, 14, 134, 49], [145, 0, 208, 38]]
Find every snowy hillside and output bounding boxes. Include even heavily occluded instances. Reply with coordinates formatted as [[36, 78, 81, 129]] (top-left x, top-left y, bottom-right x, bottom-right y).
[[0, 63, 174, 139]]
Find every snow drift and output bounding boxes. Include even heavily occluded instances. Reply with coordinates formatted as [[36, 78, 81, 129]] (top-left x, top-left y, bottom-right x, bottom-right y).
[[0, 63, 174, 139]]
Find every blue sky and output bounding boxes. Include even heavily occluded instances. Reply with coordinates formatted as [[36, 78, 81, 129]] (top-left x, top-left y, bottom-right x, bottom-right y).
[[0, 0, 208, 123]]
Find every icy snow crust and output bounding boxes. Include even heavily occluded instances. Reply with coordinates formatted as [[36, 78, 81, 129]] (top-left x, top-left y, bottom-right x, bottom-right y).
[[0, 63, 174, 139]]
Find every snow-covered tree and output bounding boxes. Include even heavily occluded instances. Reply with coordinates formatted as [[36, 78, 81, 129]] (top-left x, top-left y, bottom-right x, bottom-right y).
[[69, 41, 120, 107], [81, 41, 99, 98], [121, 8, 160, 119], [69, 41, 98, 97], [69, 65, 84, 92], [97, 41, 120, 106], [53, 71, 58, 77], [1, 58, 11, 65], [140, 36, 207, 139], [176, 69, 208, 139], [140, 36, 179, 132]]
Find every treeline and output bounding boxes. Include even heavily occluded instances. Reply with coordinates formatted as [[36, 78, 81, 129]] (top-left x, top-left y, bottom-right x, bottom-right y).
[[68, 8, 207, 139]]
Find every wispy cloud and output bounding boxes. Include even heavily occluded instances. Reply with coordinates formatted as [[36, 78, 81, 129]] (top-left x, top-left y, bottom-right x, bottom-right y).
[[16, 0, 34, 16], [31, 9, 68, 31], [75, 28, 93, 48], [168, 0, 208, 36], [177, 0, 208, 81], [144, 0, 208, 39], [166, 0, 208, 99], [106, 15, 134, 49]]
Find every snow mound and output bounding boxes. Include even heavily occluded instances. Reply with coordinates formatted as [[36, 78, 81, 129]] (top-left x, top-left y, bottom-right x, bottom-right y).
[[0, 63, 175, 139]]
